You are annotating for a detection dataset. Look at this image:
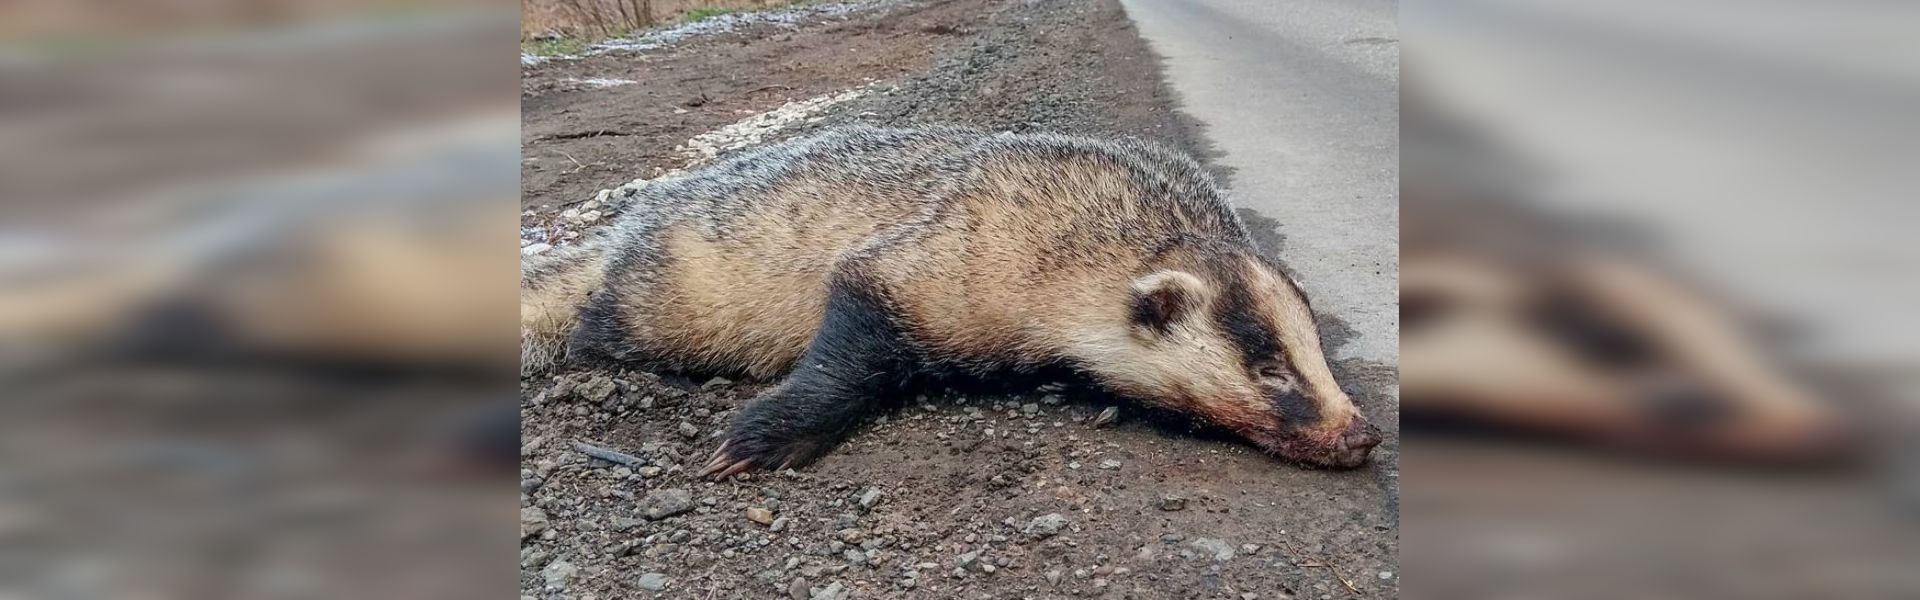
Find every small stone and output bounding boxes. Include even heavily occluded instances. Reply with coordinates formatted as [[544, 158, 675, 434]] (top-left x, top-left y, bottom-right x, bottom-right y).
[[838, 528, 865, 544], [787, 577, 810, 600], [857, 489, 883, 509], [636, 573, 670, 591], [810, 581, 847, 600], [1241, 543, 1262, 555], [1189, 537, 1236, 561], [1046, 569, 1062, 585], [701, 377, 734, 390], [1380, 571, 1394, 580], [843, 549, 867, 565], [956, 549, 981, 567], [521, 507, 550, 539], [1093, 406, 1120, 427], [771, 517, 790, 532], [642, 488, 695, 520], [1159, 496, 1188, 511], [747, 507, 775, 525], [638, 466, 662, 478], [1243, 594, 1260, 600], [1099, 459, 1122, 470], [521, 243, 552, 256], [541, 559, 577, 590], [1023, 513, 1069, 538], [677, 422, 700, 439]]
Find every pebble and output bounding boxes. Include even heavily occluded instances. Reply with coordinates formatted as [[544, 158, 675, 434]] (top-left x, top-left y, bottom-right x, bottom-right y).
[[521, 507, 550, 539], [770, 517, 790, 532], [787, 578, 810, 600], [1045, 569, 1062, 585], [747, 507, 775, 525], [1093, 406, 1120, 427], [811, 581, 847, 600], [1022, 513, 1069, 538], [1189, 537, 1236, 561], [642, 488, 696, 520], [540, 559, 577, 590], [702, 377, 734, 390], [636, 572, 670, 591], [843, 549, 867, 565], [857, 488, 883, 509], [1159, 495, 1188, 511], [677, 422, 700, 439], [1099, 459, 1122, 470]]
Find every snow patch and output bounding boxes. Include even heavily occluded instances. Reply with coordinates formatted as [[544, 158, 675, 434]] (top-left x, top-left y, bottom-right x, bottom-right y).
[[522, 0, 901, 68], [677, 86, 869, 163], [522, 85, 868, 247]]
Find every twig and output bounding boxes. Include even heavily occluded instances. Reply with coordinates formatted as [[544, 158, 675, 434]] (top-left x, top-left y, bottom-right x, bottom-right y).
[[560, 151, 589, 173], [1299, 562, 1360, 594], [573, 439, 645, 467]]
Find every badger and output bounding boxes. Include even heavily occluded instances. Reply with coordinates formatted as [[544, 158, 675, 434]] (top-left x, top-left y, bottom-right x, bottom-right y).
[[522, 125, 1382, 476]]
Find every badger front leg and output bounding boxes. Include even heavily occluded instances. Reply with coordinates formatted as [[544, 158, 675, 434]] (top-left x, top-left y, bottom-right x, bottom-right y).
[[703, 270, 913, 478]]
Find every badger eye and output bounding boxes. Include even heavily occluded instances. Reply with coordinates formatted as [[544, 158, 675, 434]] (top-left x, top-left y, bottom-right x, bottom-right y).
[[1256, 365, 1294, 386]]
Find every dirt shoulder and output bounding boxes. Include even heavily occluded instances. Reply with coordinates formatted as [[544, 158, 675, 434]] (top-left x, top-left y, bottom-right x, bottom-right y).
[[520, 1, 1399, 599]]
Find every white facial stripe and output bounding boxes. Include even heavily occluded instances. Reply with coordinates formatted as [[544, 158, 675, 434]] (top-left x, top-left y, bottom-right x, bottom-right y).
[[1245, 258, 1353, 423]]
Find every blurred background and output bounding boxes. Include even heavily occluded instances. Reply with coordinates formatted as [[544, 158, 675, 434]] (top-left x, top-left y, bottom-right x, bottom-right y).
[[0, 1, 520, 598], [1401, 0, 1919, 597]]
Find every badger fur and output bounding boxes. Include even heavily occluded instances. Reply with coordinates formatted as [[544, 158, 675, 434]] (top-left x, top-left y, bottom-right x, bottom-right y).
[[522, 126, 1381, 473]]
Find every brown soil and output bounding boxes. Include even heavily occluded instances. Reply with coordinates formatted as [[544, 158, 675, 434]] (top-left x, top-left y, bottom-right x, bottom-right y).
[[520, 1, 1398, 599], [520, 0, 985, 218]]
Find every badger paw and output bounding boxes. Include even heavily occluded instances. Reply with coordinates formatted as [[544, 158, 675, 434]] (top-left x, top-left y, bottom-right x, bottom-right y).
[[698, 434, 830, 480]]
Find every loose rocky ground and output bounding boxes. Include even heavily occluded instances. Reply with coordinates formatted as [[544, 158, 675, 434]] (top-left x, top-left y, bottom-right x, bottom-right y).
[[520, 1, 1399, 598]]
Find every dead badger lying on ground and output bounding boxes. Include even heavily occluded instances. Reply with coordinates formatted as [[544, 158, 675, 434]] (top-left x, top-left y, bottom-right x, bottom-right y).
[[522, 126, 1381, 475]]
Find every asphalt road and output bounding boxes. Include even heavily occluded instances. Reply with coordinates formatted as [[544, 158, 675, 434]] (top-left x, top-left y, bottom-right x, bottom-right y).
[[1118, 0, 1400, 365]]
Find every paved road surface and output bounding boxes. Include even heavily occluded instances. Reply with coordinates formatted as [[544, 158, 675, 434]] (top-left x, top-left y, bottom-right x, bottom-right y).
[[1119, 0, 1399, 365]]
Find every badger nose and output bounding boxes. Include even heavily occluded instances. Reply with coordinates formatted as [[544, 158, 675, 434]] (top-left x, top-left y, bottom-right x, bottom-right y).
[[1339, 419, 1383, 454]]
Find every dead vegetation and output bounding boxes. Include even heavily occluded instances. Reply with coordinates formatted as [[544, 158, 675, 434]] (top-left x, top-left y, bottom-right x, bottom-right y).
[[523, 0, 790, 40]]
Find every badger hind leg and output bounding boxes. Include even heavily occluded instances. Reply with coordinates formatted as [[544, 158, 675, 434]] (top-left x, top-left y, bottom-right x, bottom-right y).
[[704, 269, 913, 477]]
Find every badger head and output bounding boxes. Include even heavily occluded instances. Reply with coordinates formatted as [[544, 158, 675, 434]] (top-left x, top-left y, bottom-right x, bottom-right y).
[[1075, 248, 1381, 468]]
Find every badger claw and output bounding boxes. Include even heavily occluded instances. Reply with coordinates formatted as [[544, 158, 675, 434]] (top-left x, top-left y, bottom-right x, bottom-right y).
[[701, 432, 829, 479]]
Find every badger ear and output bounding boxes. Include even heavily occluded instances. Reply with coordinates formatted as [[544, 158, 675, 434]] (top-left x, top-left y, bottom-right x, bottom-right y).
[[1129, 270, 1207, 335]]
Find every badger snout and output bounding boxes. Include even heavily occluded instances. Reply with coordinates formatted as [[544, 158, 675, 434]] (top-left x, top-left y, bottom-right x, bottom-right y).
[[1258, 416, 1382, 469], [1315, 418, 1382, 468]]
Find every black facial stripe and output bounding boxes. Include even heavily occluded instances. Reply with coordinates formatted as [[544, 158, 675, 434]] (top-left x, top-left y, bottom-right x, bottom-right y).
[[1211, 257, 1323, 427], [1211, 267, 1283, 370], [1270, 387, 1319, 424]]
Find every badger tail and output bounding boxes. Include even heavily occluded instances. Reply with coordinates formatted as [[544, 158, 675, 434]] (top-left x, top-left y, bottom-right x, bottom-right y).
[[521, 243, 610, 376]]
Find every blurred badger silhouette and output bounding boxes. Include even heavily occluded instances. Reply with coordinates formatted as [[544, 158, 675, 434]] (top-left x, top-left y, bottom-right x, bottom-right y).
[[1401, 96, 1856, 465], [521, 126, 1382, 475]]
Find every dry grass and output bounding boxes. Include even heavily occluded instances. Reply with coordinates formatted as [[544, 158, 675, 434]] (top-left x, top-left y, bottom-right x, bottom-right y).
[[522, 0, 790, 40]]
